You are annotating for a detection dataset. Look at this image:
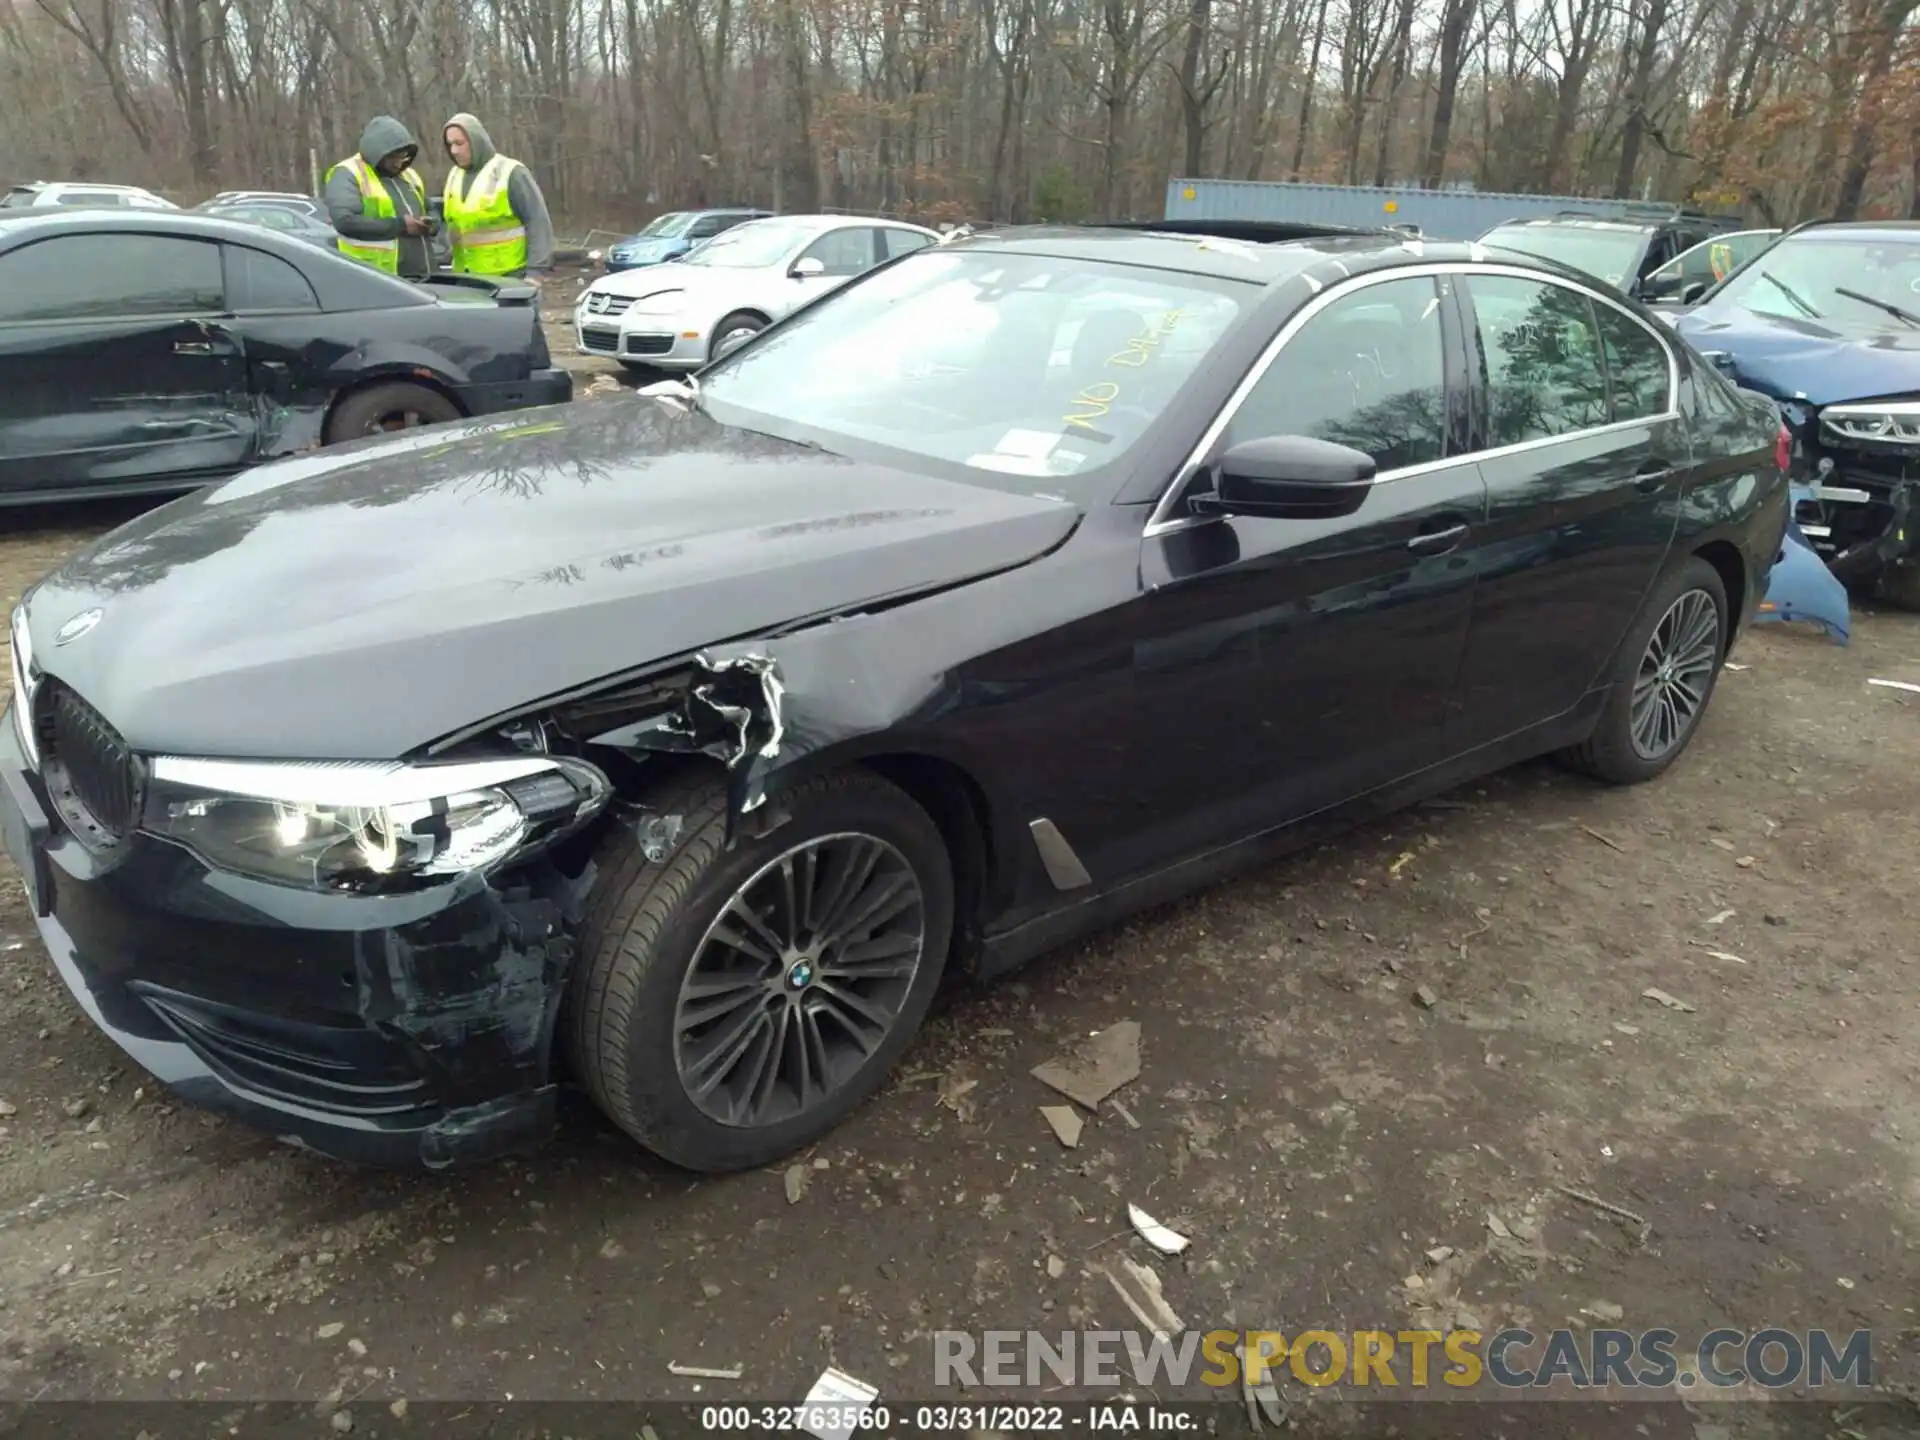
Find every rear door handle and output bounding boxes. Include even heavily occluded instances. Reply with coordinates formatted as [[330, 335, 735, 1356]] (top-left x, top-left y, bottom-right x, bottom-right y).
[[1407, 522, 1470, 555]]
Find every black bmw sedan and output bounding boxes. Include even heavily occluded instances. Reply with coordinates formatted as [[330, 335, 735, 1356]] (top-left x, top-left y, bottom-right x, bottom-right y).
[[1, 225, 1789, 1172]]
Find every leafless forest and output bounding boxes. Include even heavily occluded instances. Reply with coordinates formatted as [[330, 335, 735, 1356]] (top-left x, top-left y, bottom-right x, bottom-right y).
[[1, 0, 1915, 233]]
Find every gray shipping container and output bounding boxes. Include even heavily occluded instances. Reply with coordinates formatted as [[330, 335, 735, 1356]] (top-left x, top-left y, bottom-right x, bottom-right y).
[[1162, 178, 1685, 241]]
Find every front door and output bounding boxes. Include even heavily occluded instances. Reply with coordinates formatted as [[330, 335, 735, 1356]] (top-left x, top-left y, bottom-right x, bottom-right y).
[[1116, 273, 1488, 879], [1446, 270, 1685, 752], [0, 230, 257, 498]]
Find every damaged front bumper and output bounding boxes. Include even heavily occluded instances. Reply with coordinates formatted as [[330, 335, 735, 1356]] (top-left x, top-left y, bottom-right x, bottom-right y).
[[0, 705, 568, 1170], [1780, 401, 1917, 588]]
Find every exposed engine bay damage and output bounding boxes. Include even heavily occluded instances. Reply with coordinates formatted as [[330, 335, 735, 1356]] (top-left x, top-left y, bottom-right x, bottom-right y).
[[573, 609, 959, 842]]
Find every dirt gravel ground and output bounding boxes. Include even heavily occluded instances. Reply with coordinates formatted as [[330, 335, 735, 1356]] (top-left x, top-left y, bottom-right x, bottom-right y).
[[1, 346, 1918, 1437]]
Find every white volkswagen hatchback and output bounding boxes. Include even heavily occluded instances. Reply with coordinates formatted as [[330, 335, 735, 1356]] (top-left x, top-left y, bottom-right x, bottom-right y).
[[573, 213, 942, 371]]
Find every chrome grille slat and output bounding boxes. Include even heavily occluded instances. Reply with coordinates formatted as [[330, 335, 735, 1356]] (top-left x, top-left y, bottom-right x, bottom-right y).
[[42, 682, 140, 841]]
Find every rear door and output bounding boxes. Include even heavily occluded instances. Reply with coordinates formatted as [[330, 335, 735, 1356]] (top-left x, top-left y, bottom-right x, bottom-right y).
[[0, 231, 258, 498], [1445, 268, 1685, 752]]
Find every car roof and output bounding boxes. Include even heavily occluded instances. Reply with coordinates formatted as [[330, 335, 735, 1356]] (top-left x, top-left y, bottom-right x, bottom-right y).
[[1486, 215, 1655, 233], [0, 207, 311, 247], [1785, 220, 1920, 241]]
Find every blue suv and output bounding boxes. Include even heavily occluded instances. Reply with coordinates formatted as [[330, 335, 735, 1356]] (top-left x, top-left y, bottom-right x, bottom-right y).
[[601, 207, 772, 272], [1669, 220, 1920, 611]]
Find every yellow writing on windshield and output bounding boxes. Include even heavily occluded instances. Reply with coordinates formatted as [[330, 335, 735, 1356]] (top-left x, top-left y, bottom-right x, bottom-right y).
[[1061, 310, 1187, 431]]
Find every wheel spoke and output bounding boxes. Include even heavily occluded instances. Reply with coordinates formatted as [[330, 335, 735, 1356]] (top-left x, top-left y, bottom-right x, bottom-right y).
[[821, 930, 920, 980], [682, 1002, 770, 1097], [823, 871, 916, 949], [719, 894, 790, 962], [743, 1008, 788, 1119], [812, 841, 882, 941], [810, 985, 891, 1057], [677, 972, 767, 1030]]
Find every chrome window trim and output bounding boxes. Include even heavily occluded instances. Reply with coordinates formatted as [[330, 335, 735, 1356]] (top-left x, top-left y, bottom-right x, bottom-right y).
[[1142, 260, 1681, 540]]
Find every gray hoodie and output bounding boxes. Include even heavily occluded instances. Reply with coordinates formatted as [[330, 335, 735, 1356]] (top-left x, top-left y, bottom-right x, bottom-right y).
[[442, 112, 555, 274], [324, 116, 434, 279]]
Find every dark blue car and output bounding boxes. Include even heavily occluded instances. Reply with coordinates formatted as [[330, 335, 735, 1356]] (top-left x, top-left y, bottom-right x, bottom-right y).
[[600, 207, 772, 272], [1670, 220, 1920, 609]]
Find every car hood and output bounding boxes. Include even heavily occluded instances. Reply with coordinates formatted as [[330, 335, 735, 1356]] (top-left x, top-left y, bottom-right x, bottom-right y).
[[25, 401, 1081, 761], [592, 261, 733, 300], [1672, 307, 1920, 405]]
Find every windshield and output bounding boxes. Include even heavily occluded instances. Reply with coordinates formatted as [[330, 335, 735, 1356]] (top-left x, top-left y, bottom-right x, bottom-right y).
[[1704, 234, 1920, 326], [698, 249, 1253, 482], [682, 219, 819, 269], [637, 211, 693, 239], [1480, 223, 1649, 290]]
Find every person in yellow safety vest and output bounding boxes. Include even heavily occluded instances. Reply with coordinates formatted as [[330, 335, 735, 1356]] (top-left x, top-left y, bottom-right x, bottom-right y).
[[441, 113, 555, 285], [322, 116, 436, 280]]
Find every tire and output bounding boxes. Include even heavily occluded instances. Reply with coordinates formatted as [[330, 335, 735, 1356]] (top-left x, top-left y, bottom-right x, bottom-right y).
[[564, 767, 954, 1172], [324, 381, 462, 444], [1560, 555, 1729, 785], [709, 311, 766, 362], [1879, 563, 1920, 612]]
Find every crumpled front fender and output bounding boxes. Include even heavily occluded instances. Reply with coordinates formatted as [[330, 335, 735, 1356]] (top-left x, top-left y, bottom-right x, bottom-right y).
[[1756, 483, 1851, 644]]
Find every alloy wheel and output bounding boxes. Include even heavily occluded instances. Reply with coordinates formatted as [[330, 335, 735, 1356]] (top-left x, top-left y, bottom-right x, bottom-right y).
[[1630, 587, 1720, 761], [673, 833, 928, 1128], [369, 409, 428, 434]]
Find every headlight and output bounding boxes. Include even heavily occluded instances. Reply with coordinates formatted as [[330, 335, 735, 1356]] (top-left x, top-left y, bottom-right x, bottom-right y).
[[9, 604, 38, 768], [1821, 398, 1920, 445], [628, 289, 685, 316], [143, 754, 608, 892]]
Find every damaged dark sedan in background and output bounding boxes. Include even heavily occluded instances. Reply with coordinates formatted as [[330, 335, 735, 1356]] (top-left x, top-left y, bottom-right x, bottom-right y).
[[0, 209, 571, 506], [1, 225, 1787, 1172], [1670, 220, 1920, 609]]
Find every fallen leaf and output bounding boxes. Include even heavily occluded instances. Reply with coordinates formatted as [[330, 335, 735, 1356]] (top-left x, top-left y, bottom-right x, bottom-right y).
[[1642, 987, 1696, 1013]]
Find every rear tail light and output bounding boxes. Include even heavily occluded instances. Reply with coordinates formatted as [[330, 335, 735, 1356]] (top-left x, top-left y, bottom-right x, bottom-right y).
[[1773, 424, 1791, 474]]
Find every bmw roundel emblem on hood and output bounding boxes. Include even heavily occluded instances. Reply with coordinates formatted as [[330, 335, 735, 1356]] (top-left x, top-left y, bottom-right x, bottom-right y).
[[54, 608, 103, 646]]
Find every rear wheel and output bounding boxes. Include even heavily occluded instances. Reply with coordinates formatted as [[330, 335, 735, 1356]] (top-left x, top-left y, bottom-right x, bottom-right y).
[[1560, 556, 1728, 785], [564, 768, 953, 1172], [324, 381, 462, 444]]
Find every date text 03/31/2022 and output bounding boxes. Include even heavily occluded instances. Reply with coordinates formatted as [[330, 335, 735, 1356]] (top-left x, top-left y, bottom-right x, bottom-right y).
[[697, 1403, 1198, 1432]]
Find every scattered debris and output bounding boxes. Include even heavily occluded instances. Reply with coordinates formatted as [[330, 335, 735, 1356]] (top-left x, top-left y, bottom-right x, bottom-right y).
[[1585, 1301, 1625, 1322], [599, 1238, 626, 1259], [1426, 1246, 1454, 1264], [389, 1400, 408, 1420], [1867, 678, 1920, 694], [1104, 1258, 1183, 1337], [800, 1366, 879, 1439], [1046, 1254, 1067, 1279], [62, 1097, 91, 1120], [1486, 1213, 1513, 1240], [1558, 1184, 1650, 1238], [1412, 985, 1439, 1009], [1581, 825, 1627, 853], [0, 1100, 14, 1117], [1388, 851, 1416, 876], [784, 1165, 810, 1205], [1128, 1203, 1190, 1255], [1690, 944, 1749, 965], [937, 1072, 980, 1121], [346, 1338, 367, 1358], [330, 1412, 353, 1434], [669, 1361, 745, 1380], [1612, 1023, 1641, 1036], [1837, 1277, 1856, 1290], [1706, 909, 1735, 926], [1724, 662, 1750, 671], [1736, 856, 1756, 869], [1031, 1020, 1141, 1111], [316, 1323, 344, 1340], [1404, 1273, 1425, 1290], [1642, 987, 1696, 1013], [1111, 1100, 1142, 1130], [701, 1280, 723, 1300], [1710, 837, 1737, 852], [1039, 1105, 1083, 1149]]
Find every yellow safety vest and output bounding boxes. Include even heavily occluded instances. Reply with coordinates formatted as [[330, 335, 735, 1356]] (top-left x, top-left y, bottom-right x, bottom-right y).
[[444, 154, 529, 275], [325, 154, 427, 274]]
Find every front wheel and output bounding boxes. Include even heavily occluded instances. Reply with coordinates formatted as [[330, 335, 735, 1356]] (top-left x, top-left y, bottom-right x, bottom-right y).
[[709, 311, 767, 362], [1560, 556, 1728, 785], [564, 768, 954, 1172]]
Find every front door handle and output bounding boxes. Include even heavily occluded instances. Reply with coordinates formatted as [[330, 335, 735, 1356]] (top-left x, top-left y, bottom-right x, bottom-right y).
[[1408, 522, 1469, 555], [1634, 461, 1677, 493]]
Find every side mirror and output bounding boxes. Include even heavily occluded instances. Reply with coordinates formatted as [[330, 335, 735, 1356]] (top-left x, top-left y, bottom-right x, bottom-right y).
[[1190, 435, 1377, 521], [791, 256, 825, 278], [1680, 280, 1709, 305]]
